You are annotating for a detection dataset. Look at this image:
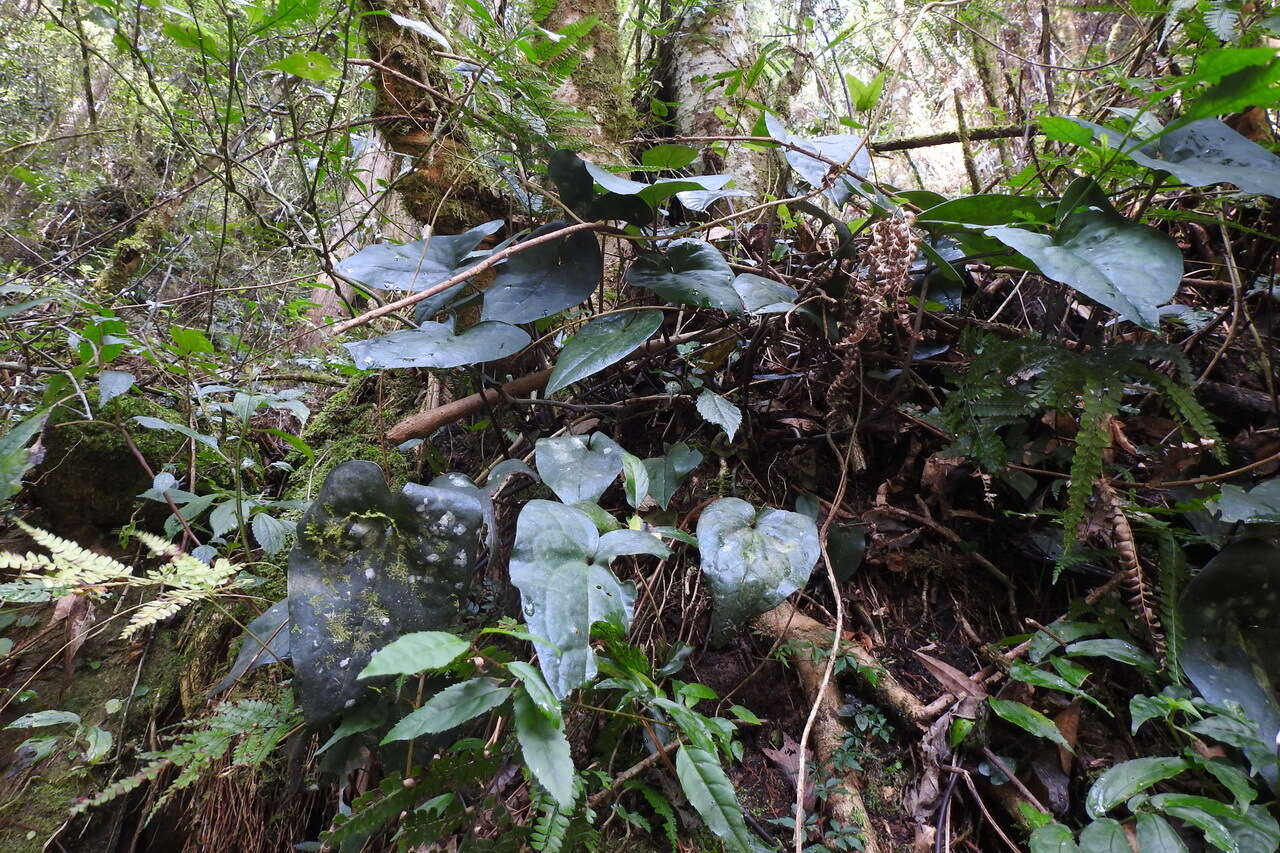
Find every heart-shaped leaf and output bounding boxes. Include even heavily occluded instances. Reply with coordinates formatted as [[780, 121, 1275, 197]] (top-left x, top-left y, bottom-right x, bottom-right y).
[[642, 144, 699, 170], [336, 220, 502, 293], [534, 432, 624, 504], [344, 320, 529, 370], [625, 239, 744, 313], [548, 150, 596, 215], [732, 273, 798, 314], [1071, 117, 1280, 198], [482, 222, 602, 324], [545, 310, 663, 396], [509, 500, 638, 697], [985, 184, 1182, 329], [696, 497, 820, 640], [765, 112, 871, 207], [642, 443, 703, 510]]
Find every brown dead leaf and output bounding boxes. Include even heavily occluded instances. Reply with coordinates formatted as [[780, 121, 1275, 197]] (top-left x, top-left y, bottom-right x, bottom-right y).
[[761, 733, 816, 813], [1054, 703, 1081, 774], [912, 650, 987, 699]]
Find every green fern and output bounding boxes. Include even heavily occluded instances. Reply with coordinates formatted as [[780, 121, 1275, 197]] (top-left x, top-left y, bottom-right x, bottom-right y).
[[530, 776, 578, 853], [1204, 0, 1242, 40], [0, 522, 243, 637], [73, 693, 298, 819], [1058, 378, 1119, 576], [1147, 372, 1227, 462], [1152, 523, 1188, 684]]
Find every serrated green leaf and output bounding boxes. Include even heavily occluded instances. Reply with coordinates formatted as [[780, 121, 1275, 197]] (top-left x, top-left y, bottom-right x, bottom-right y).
[[507, 661, 560, 721], [382, 678, 510, 742], [1086, 757, 1190, 818], [675, 745, 765, 853], [695, 390, 741, 441], [359, 631, 470, 679], [513, 689, 575, 807]]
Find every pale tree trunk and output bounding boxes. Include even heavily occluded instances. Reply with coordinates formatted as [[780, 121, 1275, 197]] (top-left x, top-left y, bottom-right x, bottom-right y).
[[303, 0, 506, 340], [670, 0, 763, 191], [542, 0, 629, 154]]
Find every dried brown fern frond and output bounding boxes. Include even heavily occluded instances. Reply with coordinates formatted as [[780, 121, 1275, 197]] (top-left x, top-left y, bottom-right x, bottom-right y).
[[1098, 483, 1165, 660]]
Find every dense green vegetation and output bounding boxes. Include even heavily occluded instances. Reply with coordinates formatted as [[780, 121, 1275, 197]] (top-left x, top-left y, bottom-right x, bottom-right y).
[[1, 0, 1279, 850]]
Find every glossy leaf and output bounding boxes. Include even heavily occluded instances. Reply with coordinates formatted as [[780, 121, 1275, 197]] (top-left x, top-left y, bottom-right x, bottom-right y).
[[764, 112, 870, 207], [513, 688, 575, 807], [534, 432, 624, 504], [336, 220, 501, 301], [1065, 638, 1157, 671], [625, 239, 744, 313], [482, 222, 601, 324], [732, 273, 798, 314], [1179, 540, 1280, 779], [986, 190, 1181, 329], [988, 698, 1072, 751], [359, 631, 470, 679], [641, 443, 702, 510], [1079, 818, 1130, 853], [382, 678, 511, 742], [344, 320, 529, 370], [697, 497, 820, 640], [1072, 118, 1280, 198], [1136, 813, 1188, 853], [1086, 757, 1190, 818], [509, 500, 638, 697], [621, 453, 650, 508], [507, 661, 561, 721], [545, 310, 663, 396], [1030, 823, 1081, 853], [676, 744, 765, 853], [696, 390, 742, 441]]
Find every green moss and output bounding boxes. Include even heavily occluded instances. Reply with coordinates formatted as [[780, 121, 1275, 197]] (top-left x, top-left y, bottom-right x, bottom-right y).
[[30, 394, 186, 541]]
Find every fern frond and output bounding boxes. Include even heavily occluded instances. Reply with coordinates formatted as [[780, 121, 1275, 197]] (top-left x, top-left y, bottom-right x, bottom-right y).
[[1204, 0, 1241, 40], [1058, 377, 1119, 577], [121, 534, 240, 639], [530, 777, 576, 853], [10, 519, 133, 587], [1148, 373, 1227, 462], [1153, 524, 1188, 684], [1099, 484, 1165, 658]]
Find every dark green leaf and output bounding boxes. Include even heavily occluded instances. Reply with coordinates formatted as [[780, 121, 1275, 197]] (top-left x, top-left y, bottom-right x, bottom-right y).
[[1009, 661, 1109, 714], [1030, 822, 1081, 853], [1135, 813, 1188, 853], [212, 600, 291, 694], [1079, 818, 1130, 853], [336, 220, 501, 300], [382, 678, 510, 742], [548, 150, 595, 215], [1072, 118, 1280, 198], [545, 310, 663, 396], [732, 273, 798, 314], [513, 689, 575, 807], [642, 443, 702, 510], [1151, 799, 1239, 853], [506, 661, 560, 721], [625, 239, 744, 313], [534, 432, 624, 504], [482, 223, 602, 324], [986, 192, 1182, 329], [0, 410, 49, 501], [988, 698, 1072, 750], [344, 320, 529, 370], [509, 500, 637, 697], [1065, 639, 1157, 670], [675, 745, 765, 853], [1086, 757, 1190, 818], [765, 112, 870, 207]]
